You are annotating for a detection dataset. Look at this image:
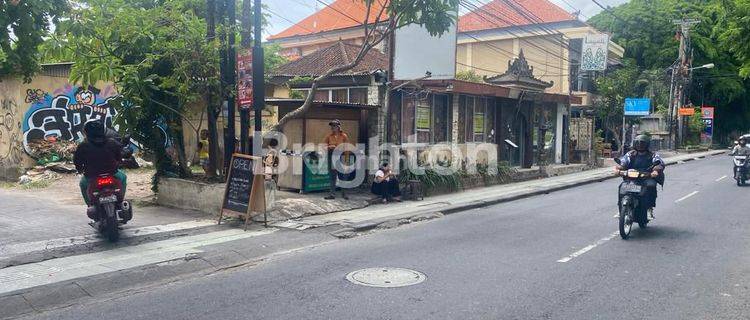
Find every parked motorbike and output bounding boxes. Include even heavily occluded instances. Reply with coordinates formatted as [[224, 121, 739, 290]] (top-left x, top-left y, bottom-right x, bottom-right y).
[[733, 155, 748, 186], [614, 158, 659, 240]]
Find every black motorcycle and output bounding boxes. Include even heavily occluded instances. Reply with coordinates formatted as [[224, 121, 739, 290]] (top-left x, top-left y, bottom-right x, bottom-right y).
[[614, 158, 659, 239], [732, 154, 748, 186]]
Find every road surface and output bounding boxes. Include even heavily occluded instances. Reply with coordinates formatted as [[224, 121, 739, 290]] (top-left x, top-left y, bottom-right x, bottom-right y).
[[15, 156, 750, 320]]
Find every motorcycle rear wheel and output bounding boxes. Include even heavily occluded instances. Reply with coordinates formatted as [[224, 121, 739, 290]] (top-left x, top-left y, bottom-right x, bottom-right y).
[[103, 203, 119, 242], [619, 206, 633, 240]]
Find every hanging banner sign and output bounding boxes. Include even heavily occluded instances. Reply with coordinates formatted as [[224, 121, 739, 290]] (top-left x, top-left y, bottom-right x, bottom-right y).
[[416, 106, 431, 130], [580, 34, 609, 71], [624, 98, 650, 116], [237, 49, 253, 107], [701, 106, 715, 119], [473, 112, 484, 134]]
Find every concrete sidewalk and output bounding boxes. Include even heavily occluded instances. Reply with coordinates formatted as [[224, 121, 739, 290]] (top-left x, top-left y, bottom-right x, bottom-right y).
[[273, 150, 726, 234]]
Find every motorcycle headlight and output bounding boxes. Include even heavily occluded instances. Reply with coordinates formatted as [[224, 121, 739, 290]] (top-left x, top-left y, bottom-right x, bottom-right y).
[[627, 170, 640, 178]]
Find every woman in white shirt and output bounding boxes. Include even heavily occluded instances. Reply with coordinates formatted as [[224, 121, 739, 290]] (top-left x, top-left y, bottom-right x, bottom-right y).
[[371, 162, 401, 203]]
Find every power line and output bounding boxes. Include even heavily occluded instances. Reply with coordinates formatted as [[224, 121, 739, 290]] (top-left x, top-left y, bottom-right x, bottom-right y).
[[463, 0, 577, 60], [460, 0, 574, 68], [315, 0, 366, 25]]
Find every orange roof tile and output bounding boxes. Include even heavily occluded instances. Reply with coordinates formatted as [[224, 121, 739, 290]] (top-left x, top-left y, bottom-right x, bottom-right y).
[[269, 0, 575, 40], [458, 0, 576, 32], [268, 0, 389, 40]]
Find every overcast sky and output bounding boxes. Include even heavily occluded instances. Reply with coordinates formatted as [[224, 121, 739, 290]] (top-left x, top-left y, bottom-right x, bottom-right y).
[[264, 0, 629, 40]]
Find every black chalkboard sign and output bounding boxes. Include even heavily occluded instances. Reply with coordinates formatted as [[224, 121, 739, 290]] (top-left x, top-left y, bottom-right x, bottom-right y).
[[219, 154, 261, 228]]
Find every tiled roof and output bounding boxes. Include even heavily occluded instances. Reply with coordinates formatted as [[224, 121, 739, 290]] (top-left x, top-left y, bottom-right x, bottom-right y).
[[268, 0, 388, 40], [458, 0, 576, 32], [269, 0, 575, 40], [273, 41, 387, 76]]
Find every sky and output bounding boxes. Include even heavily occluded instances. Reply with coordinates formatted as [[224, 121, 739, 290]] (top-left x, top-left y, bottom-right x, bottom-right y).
[[264, 0, 630, 40]]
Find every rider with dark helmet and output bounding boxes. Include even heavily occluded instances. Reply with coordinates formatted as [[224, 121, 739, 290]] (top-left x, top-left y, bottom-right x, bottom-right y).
[[73, 120, 127, 206], [615, 134, 665, 219], [731, 137, 750, 156]]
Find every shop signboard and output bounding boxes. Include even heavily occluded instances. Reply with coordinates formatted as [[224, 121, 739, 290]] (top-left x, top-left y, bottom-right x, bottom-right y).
[[416, 106, 431, 130], [580, 34, 609, 71], [624, 98, 650, 116]]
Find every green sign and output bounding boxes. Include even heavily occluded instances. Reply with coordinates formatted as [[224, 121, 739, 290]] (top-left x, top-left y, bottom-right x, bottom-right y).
[[303, 152, 330, 192], [473, 112, 484, 134], [416, 106, 431, 130]]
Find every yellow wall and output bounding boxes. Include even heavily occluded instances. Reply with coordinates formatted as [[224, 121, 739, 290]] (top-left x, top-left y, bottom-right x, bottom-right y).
[[456, 35, 570, 94]]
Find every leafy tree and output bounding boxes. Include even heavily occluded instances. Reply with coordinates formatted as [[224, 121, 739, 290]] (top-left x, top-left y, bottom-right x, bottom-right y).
[[588, 0, 750, 143], [592, 61, 642, 151], [48, 0, 221, 182], [455, 70, 483, 83], [274, 0, 460, 130], [0, 0, 68, 81]]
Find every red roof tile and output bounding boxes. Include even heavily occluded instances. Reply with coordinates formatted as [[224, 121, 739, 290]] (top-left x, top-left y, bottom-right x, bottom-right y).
[[273, 41, 387, 76], [268, 0, 388, 40], [458, 0, 576, 32], [270, 0, 575, 40]]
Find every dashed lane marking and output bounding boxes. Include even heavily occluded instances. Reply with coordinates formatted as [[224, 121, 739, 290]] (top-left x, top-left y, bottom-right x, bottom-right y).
[[557, 232, 618, 263], [675, 191, 699, 203], [716, 175, 727, 182]]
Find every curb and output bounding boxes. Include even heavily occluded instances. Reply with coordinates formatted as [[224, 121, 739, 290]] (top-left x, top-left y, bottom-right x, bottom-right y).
[[0, 227, 337, 320], [344, 150, 725, 233]]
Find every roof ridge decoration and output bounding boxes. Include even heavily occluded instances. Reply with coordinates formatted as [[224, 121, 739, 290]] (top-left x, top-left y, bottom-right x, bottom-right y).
[[483, 49, 552, 91]]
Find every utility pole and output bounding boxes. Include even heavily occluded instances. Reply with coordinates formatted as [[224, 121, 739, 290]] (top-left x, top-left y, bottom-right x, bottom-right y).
[[252, 0, 265, 157], [670, 18, 699, 149]]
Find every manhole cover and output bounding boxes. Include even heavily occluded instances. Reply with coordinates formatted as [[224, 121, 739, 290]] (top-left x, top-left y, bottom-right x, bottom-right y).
[[346, 267, 426, 288]]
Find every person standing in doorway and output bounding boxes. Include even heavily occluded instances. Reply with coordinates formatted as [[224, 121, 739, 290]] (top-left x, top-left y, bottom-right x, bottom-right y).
[[198, 129, 210, 175], [324, 119, 349, 200]]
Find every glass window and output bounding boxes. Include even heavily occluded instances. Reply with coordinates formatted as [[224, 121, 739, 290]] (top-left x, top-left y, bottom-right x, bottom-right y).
[[464, 96, 475, 143], [331, 89, 347, 102], [474, 98, 486, 142], [349, 88, 368, 104], [314, 89, 330, 101], [458, 95, 467, 143], [402, 95, 416, 143], [433, 94, 449, 143]]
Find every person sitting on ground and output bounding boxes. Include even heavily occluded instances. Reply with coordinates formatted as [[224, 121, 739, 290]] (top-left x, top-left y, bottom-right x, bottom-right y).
[[371, 162, 401, 203]]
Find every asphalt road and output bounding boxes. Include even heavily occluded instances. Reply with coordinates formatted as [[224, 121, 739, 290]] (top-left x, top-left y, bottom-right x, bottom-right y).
[[0, 188, 206, 245], [18, 156, 750, 320]]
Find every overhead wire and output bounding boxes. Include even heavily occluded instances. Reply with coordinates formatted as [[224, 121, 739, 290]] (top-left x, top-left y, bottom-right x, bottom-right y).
[[461, 0, 576, 63]]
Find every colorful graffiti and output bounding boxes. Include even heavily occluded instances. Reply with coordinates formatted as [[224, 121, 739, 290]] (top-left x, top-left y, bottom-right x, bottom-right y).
[[0, 97, 23, 166], [22, 84, 120, 153]]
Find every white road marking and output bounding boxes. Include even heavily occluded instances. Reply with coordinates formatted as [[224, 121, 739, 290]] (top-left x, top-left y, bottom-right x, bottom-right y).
[[675, 191, 699, 203], [0, 228, 277, 295], [0, 220, 217, 258], [557, 232, 618, 263], [716, 175, 727, 182]]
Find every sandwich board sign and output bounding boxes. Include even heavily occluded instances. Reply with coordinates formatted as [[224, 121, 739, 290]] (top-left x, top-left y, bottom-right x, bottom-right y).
[[218, 154, 267, 229]]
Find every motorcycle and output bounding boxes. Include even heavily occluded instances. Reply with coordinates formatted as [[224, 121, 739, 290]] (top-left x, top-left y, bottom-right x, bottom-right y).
[[614, 158, 659, 240], [84, 135, 135, 242], [86, 174, 132, 242], [733, 155, 748, 186]]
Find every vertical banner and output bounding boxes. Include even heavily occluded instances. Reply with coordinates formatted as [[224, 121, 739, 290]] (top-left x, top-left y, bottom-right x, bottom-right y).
[[701, 106, 715, 144], [580, 34, 609, 71], [237, 49, 253, 107], [416, 106, 431, 130]]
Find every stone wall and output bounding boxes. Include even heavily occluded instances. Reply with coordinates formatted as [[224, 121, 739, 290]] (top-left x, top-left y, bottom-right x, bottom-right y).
[[156, 177, 224, 215]]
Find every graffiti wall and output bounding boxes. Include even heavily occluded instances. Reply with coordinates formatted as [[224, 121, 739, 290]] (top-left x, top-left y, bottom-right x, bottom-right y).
[[0, 79, 26, 179], [22, 84, 119, 153]]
